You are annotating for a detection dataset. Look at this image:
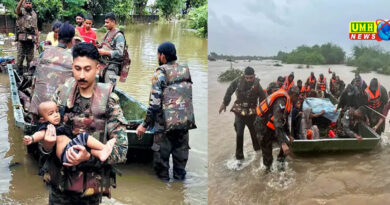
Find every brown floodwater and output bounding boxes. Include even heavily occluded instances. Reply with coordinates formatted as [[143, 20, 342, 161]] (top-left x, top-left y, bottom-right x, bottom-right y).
[[208, 60, 390, 205], [0, 22, 208, 204]]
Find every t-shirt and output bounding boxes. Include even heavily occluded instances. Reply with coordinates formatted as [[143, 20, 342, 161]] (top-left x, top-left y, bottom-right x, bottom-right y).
[[77, 26, 97, 46], [45, 31, 58, 46], [38, 122, 72, 137]]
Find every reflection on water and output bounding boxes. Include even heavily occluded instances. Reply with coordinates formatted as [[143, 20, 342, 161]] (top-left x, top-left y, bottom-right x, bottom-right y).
[[209, 60, 390, 205], [0, 22, 207, 204]]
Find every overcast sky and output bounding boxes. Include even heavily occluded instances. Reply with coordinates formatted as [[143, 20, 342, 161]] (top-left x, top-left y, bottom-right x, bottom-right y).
[[209, 0, 390, 56]]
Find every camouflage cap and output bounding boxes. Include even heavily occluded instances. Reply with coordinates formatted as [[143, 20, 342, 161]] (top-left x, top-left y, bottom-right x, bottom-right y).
[[25, 0, 32, 3]]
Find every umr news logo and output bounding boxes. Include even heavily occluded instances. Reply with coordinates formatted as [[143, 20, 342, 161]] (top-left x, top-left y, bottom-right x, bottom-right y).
[[349, 20, 390, 41]]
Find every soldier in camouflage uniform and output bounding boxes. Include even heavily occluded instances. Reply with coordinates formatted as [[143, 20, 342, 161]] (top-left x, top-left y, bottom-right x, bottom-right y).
[[332, 76, 345, 98], [40, 43, 128, 204], [340, 106, 367, 140], [254, 86, 299, 171], [29, 22, 74, 121], [98, 13, 126, 84], [219, 67, 266, 160], [15, 0, 39, 75], [136, 42, 196, 181]]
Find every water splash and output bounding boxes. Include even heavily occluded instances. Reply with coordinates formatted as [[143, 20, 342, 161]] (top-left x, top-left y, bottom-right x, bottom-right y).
[[379, 132, 390, 148], [252, 156, 296, 191], [225, 151, 258, 171], [266, 167, 295, 191]]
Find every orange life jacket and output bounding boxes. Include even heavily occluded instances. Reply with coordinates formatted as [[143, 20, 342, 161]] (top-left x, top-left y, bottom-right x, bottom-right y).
[[308, 76, 315, 84], [365, 83, 382, 109], [317, 77, 326, 91], [305, 85, 310, 92], [256, 89, 292, 130], [300, 86, 305, 93], [330, 78, 336, 90], [282, 77, 294, 91]]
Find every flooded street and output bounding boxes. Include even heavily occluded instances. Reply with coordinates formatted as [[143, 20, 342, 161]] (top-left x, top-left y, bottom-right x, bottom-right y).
[[208, 60, 390, 205], [0, 22, 207, 204]]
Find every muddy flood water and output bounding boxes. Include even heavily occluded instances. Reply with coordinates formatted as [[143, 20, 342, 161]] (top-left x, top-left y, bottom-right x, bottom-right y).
[[0, 23, 208, 204], [208, 60, 390, 205]]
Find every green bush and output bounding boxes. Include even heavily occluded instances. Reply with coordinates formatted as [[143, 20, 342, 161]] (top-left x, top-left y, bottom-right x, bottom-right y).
[[187, 5, 207, 37], [97, 26, 107, 33], [97, 25, 125, 33], [155, 0, 182, 19], [276, 43, 345, 65], [349, 45, 390, 75], [218, 64, 243, 82], [112, 0, 133, 21]]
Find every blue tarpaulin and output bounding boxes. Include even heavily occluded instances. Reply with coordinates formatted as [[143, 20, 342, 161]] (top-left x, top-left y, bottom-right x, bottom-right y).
[[302, 97, 340, 122]]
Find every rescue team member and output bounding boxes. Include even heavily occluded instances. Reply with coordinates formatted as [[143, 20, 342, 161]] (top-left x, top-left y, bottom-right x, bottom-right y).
[[340, 106, 368, 141], [282, 73, 294, 91], [98, 12, 130, 84], [136, 42, 196, 181], [373, 91, 390, 132], [365, 78, 388, 135], [15, 0, 39, 75], [255, 86, 299, 171], [317, 73, 326, 92], [40, 43, 128, 204], [219, 67, 266, 160], [329, 72, 337, 95], [306, 72, 316, 90]]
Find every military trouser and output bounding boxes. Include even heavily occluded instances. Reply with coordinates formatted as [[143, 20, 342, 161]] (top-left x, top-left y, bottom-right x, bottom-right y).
[[259, 125, 285, 169], [49, 186, 101, 205], [234, 114, 260, 160], [104, 64, 120, 84], [152, 130, 190, 180], [16, 41, 34, 75]]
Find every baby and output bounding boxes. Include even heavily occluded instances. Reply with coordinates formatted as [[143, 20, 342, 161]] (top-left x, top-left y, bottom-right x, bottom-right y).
[[23, 101, 116, 164]]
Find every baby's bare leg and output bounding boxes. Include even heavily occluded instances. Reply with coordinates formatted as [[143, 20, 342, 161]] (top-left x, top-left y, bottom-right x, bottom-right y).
[[89, 137, 117, 162], [85, 135, 106, 150]]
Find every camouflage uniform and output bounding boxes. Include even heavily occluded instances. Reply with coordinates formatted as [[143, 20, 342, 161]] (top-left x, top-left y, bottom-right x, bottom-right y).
[[333, 79, 345, 98], [29, 43, 73, 119], [40, 78, 128, 204], [340, 109, 361, 138], [223, 76, 266, 160], [142, 62, 195, 180], [255, 98, 290, 169], [100, 28, 125, 84], [337, 84, 367, 111], [16, 8, 38, 74]]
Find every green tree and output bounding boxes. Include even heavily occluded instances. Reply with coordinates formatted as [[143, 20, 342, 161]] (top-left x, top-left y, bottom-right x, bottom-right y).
[[85, 0, 116, 17], [304, 52, 325, 65], [133, 0, 147, 15], [0, 0, 17, 16], [320, 43, 345, 64], [187, 4, 207, 37], [350, 45, 390, 74], [156, 0, 183, 19], [61, 0, 87, 19], [33, 0, 63, 23], [112, 0, 133, 21], [183, 0, 206, 14]]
